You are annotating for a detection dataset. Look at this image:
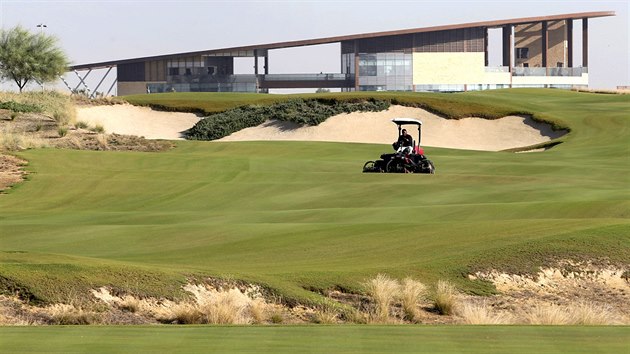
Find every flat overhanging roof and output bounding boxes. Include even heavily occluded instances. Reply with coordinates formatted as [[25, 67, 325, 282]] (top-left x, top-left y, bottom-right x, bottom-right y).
[[70, 11, 615, 70]]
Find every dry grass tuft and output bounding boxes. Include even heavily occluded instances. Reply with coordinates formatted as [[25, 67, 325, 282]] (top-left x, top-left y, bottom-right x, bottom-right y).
[[399, 278, 428, 322], [96, 134, 109, 150], [117, 295, 141, 313], [312, 306, 339, 324], [566, 301, 618, 325], [433, 280, 458, 315], [455, 300, 513, 324], [197, 288, 252, 324], [0, 126, 48, 151], [47, 303, 101, 325], [249, 298, 268, 324], [364, 274, 400, 323], [522, 304, 570, 325]]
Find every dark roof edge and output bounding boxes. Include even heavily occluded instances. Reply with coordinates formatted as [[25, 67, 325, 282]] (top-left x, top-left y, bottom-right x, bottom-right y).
[[70, 11, 615, 70]]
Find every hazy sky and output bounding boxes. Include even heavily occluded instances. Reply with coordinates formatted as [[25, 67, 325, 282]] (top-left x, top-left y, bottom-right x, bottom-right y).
[[1, 0, 628, 93]]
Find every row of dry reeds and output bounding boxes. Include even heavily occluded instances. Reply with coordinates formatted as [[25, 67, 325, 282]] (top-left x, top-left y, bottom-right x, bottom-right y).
[[1, 278, 626, 326]]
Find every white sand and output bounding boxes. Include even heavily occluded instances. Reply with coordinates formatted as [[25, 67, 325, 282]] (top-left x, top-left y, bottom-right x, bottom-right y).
[[76, 104, 202, 140], [76, 104, 566, 151]]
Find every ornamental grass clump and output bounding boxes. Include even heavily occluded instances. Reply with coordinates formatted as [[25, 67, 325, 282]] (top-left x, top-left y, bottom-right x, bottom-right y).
[[433, 280, 458, 315], [522, 303, 570, 325], [364, 274, 400, 323], [399, 278, 428, 322], [567, 301, 618, 325], [455, 300, 513, 324]]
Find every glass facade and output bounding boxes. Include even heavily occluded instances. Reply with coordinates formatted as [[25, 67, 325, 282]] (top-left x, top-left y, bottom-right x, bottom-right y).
[[356, 53, 412, 91], [147, 75, 257, 93], [341, 28, 486, 92]]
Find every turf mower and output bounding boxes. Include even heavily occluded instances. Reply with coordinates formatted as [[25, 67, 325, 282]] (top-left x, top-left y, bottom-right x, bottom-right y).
[[363, 118, 435, 174]]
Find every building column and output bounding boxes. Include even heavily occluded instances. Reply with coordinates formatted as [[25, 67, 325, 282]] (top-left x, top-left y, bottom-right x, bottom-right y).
[[582, 18, 588, 67], [567, 20, 573, 67], [254, 49, 259, 75], [502, 25, 512, 68], [541, 21, 548, 68], [264, 56, 269, 74], [354, 40, 359, 91], [484, 28, 489, 67]]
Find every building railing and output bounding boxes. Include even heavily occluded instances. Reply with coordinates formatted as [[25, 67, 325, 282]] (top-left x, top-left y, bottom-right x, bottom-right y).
[[512, 67, 588, 77], [262, 73, 353, 81], [484, 66, 510, 73]]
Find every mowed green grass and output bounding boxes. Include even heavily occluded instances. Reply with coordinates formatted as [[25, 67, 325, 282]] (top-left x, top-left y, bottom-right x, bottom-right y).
[[1, 326, 628, 353], [1, 89, 629, 302], [0, 89, 629, 351]]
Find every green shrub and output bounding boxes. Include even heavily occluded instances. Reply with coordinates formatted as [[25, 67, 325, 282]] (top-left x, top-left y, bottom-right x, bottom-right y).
[[75, 121, 89, 129], [57, 127, 68, 137], [90, 124, 105, 133], [186, 98, 390, 140], [0, 101, 41, 113]]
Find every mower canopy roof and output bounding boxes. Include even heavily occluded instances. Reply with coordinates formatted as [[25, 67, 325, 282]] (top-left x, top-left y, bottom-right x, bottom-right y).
[[392, 118, 422, 126]]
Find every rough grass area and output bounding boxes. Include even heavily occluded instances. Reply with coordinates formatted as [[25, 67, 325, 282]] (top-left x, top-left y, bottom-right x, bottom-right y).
[[0, 91, 75, 125]]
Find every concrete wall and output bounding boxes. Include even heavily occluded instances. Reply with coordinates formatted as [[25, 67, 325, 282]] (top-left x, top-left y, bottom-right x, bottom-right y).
[[412, 53, 510, 85], [512, 73, 588, 86], [118, 82, 149, 96]]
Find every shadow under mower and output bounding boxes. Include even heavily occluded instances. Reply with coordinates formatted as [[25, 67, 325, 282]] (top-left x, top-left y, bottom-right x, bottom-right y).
[[363, 118, 435, 174]]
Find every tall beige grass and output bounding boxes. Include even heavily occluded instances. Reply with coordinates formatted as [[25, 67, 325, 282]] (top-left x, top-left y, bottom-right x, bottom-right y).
[[0, 126, 48, 151], [364, 274, 400, 322], [313, 306, 339, 324], [567, 302, 617, 325], [433, 280, 458, 315], [149, 285, 270, 324], [198, 288, 252, 324], [0, 91, 76, 125], [47, 303, 101, 325], [399, 278, 428, 322], [455, 300, 513, 324], [522, 304, 570, 325], [522, 302, 619, 325]]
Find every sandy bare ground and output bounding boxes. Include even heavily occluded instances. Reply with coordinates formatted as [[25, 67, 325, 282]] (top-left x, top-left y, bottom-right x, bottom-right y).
[[76, 104, 565, 151], [76, 104, 202, 140]]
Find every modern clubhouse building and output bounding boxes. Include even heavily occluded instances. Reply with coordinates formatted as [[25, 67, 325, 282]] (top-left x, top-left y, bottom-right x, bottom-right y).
[[68, 11, 614, 96]]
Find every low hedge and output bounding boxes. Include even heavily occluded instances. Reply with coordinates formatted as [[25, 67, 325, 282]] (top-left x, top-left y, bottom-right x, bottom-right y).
[[0, 101, 41, 113], [186, 98, 390, 141]]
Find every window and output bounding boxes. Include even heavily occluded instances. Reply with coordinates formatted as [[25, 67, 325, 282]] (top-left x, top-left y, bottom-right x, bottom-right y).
[[168, 67, 179, 76], [185, 68, 192, 76], [516, 47, 529, 59]]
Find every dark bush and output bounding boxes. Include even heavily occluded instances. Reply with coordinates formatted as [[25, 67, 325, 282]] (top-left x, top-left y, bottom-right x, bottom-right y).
[[0, 101, 42, 113], [186, 98, 390, 141]]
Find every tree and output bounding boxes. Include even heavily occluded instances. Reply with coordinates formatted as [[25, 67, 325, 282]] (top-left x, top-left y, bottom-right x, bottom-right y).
[[0, 26, 69, 92]]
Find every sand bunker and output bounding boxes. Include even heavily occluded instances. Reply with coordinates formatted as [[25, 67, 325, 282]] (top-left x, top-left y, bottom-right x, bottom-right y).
[[77, 104, 565, 151], [76, 104, 202, 140], [220, 106, 565, 151]]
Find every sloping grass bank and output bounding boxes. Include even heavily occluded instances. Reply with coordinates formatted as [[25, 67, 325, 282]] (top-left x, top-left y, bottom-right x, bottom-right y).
[[0, 89, 628, 308]]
